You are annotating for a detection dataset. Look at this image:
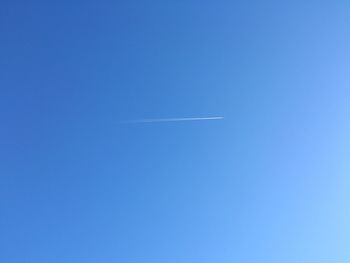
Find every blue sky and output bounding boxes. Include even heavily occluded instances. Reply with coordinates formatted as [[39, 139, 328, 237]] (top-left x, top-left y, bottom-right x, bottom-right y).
[[1, 1, 350, 262]]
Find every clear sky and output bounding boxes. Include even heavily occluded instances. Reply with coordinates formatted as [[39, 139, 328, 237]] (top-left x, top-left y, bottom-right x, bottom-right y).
[[1, 1, 350, 262]]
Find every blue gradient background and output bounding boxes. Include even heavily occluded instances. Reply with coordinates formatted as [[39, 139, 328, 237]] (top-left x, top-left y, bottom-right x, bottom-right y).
[[1, 1, 350, 262]]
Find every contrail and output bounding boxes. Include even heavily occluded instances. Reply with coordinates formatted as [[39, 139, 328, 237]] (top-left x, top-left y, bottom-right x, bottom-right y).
[[124, 116, 224, 123]]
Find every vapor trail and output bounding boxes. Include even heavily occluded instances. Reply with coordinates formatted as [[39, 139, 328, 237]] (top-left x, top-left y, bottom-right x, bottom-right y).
[[124, 116, 224, 123]]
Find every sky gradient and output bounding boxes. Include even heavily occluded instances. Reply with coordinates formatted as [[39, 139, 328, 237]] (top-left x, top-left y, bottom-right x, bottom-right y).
[[1, 1, 350, 262]]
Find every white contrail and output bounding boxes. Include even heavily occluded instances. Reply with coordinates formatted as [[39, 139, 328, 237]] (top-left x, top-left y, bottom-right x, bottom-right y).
[[124, 116, 224, 123]]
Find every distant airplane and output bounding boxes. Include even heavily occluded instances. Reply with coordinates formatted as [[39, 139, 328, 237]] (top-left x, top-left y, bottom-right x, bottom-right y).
[[124, 116, 224, 123]]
